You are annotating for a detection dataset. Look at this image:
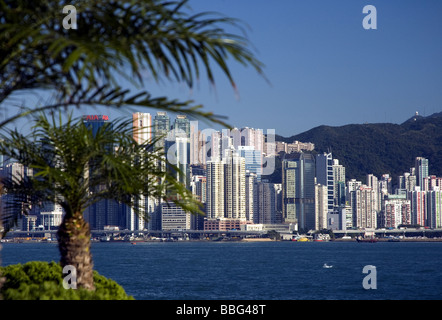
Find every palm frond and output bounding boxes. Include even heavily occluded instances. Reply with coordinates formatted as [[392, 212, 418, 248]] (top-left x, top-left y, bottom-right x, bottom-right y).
[[0, 112, 203, 232], [0, 0, 265, 110]]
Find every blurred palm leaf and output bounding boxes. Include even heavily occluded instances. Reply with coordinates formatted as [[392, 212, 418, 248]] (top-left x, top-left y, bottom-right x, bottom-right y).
[[0, 0, 265, 126]]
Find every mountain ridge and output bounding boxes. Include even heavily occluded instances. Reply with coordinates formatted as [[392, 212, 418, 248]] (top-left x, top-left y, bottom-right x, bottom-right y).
[[275, 112, 442, 184]]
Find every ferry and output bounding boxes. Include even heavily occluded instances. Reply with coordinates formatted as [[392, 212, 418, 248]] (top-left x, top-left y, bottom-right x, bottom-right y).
[[356, 236, 377, 243]]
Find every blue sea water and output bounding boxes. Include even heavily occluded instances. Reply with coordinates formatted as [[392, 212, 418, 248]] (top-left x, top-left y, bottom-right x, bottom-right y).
[[2, 241, 442, 300]]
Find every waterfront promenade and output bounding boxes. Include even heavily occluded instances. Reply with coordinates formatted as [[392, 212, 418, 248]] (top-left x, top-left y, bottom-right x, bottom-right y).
[[3, 227, 442, 243]]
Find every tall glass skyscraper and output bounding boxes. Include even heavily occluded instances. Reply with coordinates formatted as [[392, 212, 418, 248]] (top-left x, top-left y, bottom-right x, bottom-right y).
[[282, 152, 316, 231], [153, 111, 170, 151], [415, 157, 429, 190], [82, 114, 110, 135], [173, 115, 190, 138], [82, 114, 122, 230], [237, 146, 262, 181], [316, 152, 334, 214]]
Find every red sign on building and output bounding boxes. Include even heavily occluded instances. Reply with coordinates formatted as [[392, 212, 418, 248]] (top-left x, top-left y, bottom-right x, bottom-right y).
[[82, 115, 109, 121]]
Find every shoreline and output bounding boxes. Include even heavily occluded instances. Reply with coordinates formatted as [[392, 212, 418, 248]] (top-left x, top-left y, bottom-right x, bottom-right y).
[[4, 237, 442, 244], [332, 237, 442, 242]]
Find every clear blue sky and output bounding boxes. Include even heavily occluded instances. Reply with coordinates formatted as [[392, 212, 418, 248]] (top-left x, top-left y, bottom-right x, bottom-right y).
[[11, 0, 442, 138], [148, 0, 442, 137]]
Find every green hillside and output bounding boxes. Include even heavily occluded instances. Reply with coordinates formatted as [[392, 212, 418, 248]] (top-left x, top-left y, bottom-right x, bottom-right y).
[[272, 113, 442, 185]]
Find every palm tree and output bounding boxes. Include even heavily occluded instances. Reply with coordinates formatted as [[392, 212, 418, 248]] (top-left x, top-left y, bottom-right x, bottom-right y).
[[0, 0, 265, 292], [1, 113, 202, 290], [0, 0, 264, 127]]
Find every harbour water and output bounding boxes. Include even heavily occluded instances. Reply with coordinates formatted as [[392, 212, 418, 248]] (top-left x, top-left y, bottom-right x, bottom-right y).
[[2, 241, 442, 300]]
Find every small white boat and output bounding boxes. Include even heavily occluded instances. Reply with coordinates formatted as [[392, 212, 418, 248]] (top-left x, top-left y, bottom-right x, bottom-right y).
[[323, 263, 333, 269], [100, 236, 110, 242]]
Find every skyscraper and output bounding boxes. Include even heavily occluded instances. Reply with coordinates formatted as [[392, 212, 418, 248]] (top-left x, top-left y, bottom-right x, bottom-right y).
[[153, 111, 170, 150], [130, 112, 158, 231], [229, 127, 264, 153], [415, 157, 429, 190], [173, 114, 190, 138], [82, 114, 110, 136], [205, 148, 246, 221], [223, 148, 246, 220], [191, 174, 206, 204], [315, 183, 328, 230], [206, 159, 225, 219], [332, 159, 346, 206], [165, 136, 190, 187], [208, 131, 222, 162], [347, 179, 362, 207], [245, 171, 257, 222], [254, 182, 282, 224], [282, 159, 297, 224], [282, 152, 316, 231], [352, 185, 377, 229], [398, 170, 416, 193], [424, 175, 442, 192], [379, 174, 392, 196], [366, 174, 380, 212], [237, 146, 262, 181], [316, 153, 334, 214], [83, 114, 122, 230], [3, 161, 34, 231], [132, 112, 152, 144], [409, 186, 426, 227], [428, 187, 442, 228], [189, 121, 200, 165], [382, 197, 411, 228]]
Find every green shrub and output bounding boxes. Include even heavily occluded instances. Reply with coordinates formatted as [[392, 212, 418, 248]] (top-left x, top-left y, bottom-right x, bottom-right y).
[[0, 261, 134, 300]]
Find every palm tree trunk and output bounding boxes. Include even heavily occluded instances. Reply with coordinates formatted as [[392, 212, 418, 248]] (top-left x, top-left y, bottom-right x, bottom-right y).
[[0, 183, 5, 299], [57, 212, 95, 290], [0, 220, 4, 299]]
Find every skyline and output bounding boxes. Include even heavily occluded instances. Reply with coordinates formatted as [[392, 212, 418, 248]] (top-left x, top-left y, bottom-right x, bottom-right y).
[[4, 119, 441, 232], [4, 1, 442, 304]]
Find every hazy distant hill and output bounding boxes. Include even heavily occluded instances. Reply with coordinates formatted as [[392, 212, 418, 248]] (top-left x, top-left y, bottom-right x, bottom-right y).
[[274, 112, 442, 185]]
